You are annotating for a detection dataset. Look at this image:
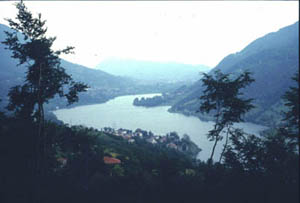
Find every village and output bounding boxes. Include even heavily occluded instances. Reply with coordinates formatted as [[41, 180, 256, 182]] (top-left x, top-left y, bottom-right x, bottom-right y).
[[55, 126, 201, 168], [101, 127, 201, 158]]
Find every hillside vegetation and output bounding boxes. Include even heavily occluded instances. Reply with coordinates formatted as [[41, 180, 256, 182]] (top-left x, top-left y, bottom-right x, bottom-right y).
[[0, 3, 298, 203], [0, 113, 298, 203], [169, 21, 299, 126], [0, 23, 179, 112]]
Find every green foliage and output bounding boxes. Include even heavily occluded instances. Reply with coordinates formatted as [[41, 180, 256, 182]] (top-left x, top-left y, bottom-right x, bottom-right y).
[[0, 4, 298, 203], [1, 4, 89, 202], [6, 84, 36, 118], [133, 95, 165, 107], [0, 113, 298, 203], [111, 165, 125, 176], [223, 128, 299, 203], [282, 72, 299, 139], [170, 22, 299, 126], [199, 70, 255, 161], [2, 2, 88, 119], [200, 70, 254, 124], [0, 21, 187, 112]]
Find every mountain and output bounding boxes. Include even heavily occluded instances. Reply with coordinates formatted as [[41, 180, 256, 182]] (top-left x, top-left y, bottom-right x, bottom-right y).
[[0, 24, 139, 111], [96, 58, 211, 83], [169, 21, 299, 126]]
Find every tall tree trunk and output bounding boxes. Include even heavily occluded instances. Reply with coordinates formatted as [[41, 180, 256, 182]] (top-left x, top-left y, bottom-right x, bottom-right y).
[[209, 105, 221, 161], [209, 138, 219, 161], [37, 63, 43, 173], [219, 126, 230, 163], [35, 63, 44, 203]]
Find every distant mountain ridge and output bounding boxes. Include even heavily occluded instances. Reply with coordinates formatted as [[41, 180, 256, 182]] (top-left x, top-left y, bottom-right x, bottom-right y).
[[215, 21, 298, 74], [96, 58, 211, 83], [0, 23, 137, 110], [169, 21, 299, 126]]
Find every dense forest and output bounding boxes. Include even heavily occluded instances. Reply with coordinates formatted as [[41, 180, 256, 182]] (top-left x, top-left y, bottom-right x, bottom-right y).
[[168, 21, 299, 126], [1, 114, 298, 203], [0, 2, 299, 203]]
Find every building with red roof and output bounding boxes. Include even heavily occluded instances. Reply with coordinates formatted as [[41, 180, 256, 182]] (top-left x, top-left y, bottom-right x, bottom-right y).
[[103, 156, 121, 164]]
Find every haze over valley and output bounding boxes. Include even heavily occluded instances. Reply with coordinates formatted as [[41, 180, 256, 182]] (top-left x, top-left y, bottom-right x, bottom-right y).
[[1, 17, 298, 156], [0, 2, 299, 203], [96, 58, 211, 83]]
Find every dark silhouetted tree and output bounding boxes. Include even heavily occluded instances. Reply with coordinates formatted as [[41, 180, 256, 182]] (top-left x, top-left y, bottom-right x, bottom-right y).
[[199, 70, 254, 162], [2, 2, 88, 121], [281, 71, 299, 146], [2, 2, 88, 201]]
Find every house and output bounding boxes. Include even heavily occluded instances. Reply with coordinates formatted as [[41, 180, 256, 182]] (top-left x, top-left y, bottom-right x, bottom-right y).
[[57, 157, 67, 166], [159, 136, 167, 143], [146, 137, 157, 144], [167, 143, 178, 150], [103, 127, 115, 134], [179, 144, 188, 152], [135, 128, 148, 137], [128, 138, 135, 143], [122, 134, 131, 140], [133, 132, 143, 137], [103, 156, 121, 164]]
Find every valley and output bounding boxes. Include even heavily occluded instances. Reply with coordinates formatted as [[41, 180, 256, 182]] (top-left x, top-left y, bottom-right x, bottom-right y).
[[0, 2, 298, 203], [53, 93, 267, 161], [133, 21, 299, 127]]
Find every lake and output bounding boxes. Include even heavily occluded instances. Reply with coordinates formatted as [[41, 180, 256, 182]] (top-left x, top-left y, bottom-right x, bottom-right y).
[[53, 93, 267, 161]]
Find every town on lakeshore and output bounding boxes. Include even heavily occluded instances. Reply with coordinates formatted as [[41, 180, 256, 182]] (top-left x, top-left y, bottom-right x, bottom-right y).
[[101, 127, 201, 158]]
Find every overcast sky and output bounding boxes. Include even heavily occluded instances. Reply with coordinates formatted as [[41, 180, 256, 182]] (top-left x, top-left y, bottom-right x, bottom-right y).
[[0, 1, 298, 68]]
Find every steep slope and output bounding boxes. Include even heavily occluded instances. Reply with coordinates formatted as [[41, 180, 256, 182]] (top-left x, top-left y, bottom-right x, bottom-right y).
[[170, 21, 299, 126], [96, 58, 211, 83], [0, 23, 136, 110]]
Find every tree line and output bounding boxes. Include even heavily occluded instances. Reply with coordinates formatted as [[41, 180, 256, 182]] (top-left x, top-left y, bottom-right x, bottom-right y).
[[0, 2, 298, 203]]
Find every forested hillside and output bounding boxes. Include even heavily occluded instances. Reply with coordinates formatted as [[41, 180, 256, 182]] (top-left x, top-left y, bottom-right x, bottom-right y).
[[0, 23, 179, 111], [170, 21, 299, 126], [0, 24, 136, 110], [0, 2, 298, 203], [1, 114, 298, 203]]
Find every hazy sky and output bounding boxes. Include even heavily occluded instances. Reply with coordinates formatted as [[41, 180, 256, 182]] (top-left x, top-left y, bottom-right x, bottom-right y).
[[0, 1, 298, 68]]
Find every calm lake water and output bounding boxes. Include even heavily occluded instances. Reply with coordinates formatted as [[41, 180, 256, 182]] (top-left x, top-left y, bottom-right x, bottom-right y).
[[53, 93, 267, 161]]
